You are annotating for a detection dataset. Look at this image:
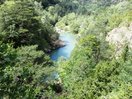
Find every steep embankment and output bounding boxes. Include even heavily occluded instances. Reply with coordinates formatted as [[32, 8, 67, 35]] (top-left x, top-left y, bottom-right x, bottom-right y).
[[55, 1, 132, 99]]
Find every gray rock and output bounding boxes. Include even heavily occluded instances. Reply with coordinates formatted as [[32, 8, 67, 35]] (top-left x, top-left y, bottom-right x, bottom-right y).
[[106, 23, 132, 57]]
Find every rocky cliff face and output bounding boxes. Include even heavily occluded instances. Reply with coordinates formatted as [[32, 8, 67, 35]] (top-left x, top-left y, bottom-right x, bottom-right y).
[[106, 22, 132, 57]]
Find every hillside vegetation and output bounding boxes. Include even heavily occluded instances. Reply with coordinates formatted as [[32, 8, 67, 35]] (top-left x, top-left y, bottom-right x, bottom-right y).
[[0, 0, 132, 99]]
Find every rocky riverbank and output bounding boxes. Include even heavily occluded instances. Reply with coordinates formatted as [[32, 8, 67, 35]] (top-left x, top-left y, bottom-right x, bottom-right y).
[[45, 28, 67, 53], [53, 39, 66, 48]]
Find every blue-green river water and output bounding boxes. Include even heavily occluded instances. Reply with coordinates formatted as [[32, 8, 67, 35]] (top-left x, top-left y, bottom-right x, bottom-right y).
[[50, 32, 76, 61]]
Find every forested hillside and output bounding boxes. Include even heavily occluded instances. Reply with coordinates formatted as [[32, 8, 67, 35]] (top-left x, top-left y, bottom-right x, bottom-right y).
[[0, 0, 132, 99]]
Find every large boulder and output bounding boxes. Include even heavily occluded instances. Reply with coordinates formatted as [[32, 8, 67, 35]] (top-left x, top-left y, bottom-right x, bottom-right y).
[[106, 23, 132, 56]]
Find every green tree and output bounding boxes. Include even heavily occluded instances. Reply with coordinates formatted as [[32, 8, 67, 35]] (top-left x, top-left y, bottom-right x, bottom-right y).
[[0, 42, 54, 98], [0, 0, 58, 52]]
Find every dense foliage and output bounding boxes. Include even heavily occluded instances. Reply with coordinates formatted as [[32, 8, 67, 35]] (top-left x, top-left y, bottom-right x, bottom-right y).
[[0, 0, 132, 99], [0, 0, 59, 52], [0, 0, 57, 98], [57, 36, 132, 98], [0, 42, 55, 98]]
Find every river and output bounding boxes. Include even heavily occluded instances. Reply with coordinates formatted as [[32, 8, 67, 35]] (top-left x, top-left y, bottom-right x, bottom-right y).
[[50, 32, 76, 61]]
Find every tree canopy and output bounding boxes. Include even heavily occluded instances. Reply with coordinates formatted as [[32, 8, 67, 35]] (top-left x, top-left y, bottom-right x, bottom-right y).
[[0, 0, 132, 98]]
